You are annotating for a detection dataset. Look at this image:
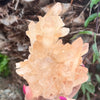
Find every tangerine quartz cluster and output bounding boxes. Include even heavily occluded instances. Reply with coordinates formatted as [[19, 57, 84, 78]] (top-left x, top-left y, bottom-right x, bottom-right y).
[[16, 3, 89, 100]]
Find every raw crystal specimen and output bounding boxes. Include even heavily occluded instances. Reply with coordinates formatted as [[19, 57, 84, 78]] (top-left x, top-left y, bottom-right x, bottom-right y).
[[16, 2, 88, 100]]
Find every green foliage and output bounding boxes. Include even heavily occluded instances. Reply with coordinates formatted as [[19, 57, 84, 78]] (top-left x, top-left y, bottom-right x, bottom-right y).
[[83, 1, 100, 63], [92, 43, 100, 63], [0, 53, 10, 77], [81, 81, 95, 94], [81, 83, 86, 94], [73, 92, 79, 99], [95, 74, 100, 83], [92, 33, 100, 63], [71, 31, 93, 40], [90, 0, 100, 9], [84, 13, 100, 27], [80, 73, 100, 99], [71, 30, 100, 63], [83, 82, 95, 93], [85, 0, 100, 27], [81, 74, 95, 100], [75, 1, 100, 99], [86, 92, 90, 100], [78, 31, 93, 35]]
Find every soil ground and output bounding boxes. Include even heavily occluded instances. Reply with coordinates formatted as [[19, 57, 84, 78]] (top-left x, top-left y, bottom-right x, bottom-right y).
[[0, 0, 100, 100]]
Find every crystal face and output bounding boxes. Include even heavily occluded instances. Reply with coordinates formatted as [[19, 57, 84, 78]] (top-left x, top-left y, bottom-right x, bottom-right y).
[[16, 3, 89, 99]]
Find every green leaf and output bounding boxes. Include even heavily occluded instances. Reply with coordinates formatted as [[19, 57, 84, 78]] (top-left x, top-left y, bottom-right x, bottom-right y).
[[84, 13, 100, 27], [0, 58, 9, 72], [78, 31, 93, 35], [81, 84, 86, 94], [92, 33, 100, 63], [73, 92, 79, 99], [88, 73, 92, 82], [85, 82, 95, 94], [95, 74, 100, 83], [94, 33, 96, 43], [92, 43, 100, 63], [81, 73, 92, 94], [0, 53, 10, 77], [90, 0, 100, 9], [93, 53, 97, 63], [86, 92, 90, 100], [71, 31, 94, 40], [92, 43, 99, 63]]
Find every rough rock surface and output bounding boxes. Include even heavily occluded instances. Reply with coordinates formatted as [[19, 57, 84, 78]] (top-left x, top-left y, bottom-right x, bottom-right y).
[[0, 77, 22, 100]]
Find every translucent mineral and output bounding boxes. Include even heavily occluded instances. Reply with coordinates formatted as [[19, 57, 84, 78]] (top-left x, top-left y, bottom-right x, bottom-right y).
[[16, 2, 88, 100]]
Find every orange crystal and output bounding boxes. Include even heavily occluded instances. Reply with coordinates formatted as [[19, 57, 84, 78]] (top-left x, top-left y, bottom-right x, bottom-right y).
[[16, 2, 89, 99]]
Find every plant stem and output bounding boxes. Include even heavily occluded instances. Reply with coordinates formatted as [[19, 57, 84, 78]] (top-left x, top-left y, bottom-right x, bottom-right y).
[[96, 1, 100, 33]]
